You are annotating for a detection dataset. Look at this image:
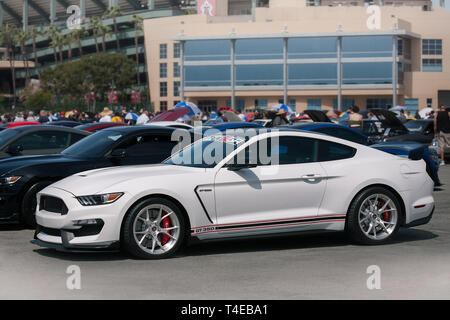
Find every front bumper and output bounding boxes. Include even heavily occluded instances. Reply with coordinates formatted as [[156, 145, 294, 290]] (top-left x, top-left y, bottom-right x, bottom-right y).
[[34, 187, 128, 251]]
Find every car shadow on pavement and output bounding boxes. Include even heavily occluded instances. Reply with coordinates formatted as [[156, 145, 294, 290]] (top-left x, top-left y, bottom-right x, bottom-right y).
[[31, 228, 438, 261], [181, 228, 439, 258], [32, 248, 130, 262]]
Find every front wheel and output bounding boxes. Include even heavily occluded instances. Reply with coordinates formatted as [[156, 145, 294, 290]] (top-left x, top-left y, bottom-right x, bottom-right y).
[[347, 187, 402, 244], [121, 198, 187, 259]]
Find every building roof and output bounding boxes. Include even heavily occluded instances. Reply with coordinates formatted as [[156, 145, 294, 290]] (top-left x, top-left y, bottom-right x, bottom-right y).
[[1, 0, 178, 26]]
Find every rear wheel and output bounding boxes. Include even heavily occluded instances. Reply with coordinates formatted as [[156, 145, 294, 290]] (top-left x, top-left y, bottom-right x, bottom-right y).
[[20, 181, 53, 228], [122, 197, 187, 259], [347, 187, 401, 244]]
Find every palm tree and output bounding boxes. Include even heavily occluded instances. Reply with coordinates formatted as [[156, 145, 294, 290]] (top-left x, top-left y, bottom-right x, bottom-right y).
[[103, 6, 122, 51], [64, 33, 76, 61], [29, 27, 41, 78], [55, 32, 65, 64], [131, 14, 143, 88], [0, 24, 19, 104], [71, 27, 88, 57], [15, 30, 31, 85], [45, 25, 60, 65], [88, 16, 101, 53], [97, 23, 112, 53]]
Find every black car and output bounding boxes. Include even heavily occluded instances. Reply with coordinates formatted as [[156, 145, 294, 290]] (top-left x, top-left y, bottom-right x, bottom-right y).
[[0, 125, 90, 160], [0, 126, 181, 227], [45, 120, 82, 128]]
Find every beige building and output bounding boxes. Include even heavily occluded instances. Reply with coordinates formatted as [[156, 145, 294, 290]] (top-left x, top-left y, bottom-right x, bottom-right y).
[[144, 0, 450, 113]]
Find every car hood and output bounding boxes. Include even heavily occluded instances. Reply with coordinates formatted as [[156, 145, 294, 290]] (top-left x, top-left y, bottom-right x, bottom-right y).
[[370, 109, 407, 131], [50, 164, 205, 196], [0, 154, 79, 176], [303, 110, 332, 123]]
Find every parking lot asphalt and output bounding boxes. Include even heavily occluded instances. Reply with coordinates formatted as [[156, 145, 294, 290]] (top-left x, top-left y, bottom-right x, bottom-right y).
[[0, 166, 449, 300]]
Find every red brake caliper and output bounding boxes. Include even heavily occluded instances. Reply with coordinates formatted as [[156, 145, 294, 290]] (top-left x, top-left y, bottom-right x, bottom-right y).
[[161, 214, 171, 245], [379, 200, 389, 221]]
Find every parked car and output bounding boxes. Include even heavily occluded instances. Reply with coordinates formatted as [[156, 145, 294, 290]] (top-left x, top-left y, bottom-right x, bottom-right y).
[[0, 126, 182, 227], [146, 121, 194, 130], [75, 122, 126, 133], [34, 129, 434, 258], [0, 125, 89, 160], [293, 110, 441, 186], [45, 120, 82, 128], [0, 122, 40, 131]]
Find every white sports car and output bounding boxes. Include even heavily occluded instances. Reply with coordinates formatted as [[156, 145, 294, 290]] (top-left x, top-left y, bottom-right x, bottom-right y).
[[34, 129, 435, 259]]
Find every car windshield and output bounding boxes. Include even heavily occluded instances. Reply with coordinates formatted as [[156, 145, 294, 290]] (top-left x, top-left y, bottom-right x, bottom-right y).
[[165, 134, 247, 168], [0, 129, 20, 146], [61, 130, 123, 158], [405, 121, 427, 133]]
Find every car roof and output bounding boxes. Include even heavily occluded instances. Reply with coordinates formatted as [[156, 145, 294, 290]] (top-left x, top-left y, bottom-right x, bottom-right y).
[[8, 125, 90, 135], [100, 125, 179, 134]]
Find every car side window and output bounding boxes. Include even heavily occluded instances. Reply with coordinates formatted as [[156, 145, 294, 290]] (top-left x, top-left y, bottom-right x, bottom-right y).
[[10, 131, 71, 150], [233, 136, 318, 166], [318, 140, 356, 162], [70, 133, 86, 145], [115, 134, 177, 158]]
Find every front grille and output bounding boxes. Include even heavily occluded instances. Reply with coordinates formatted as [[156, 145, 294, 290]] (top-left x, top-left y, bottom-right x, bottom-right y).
[[39, 196, 68, 215]]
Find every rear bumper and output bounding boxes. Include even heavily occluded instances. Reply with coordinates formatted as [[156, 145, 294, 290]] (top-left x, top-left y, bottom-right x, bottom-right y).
[[404, 205, 435, 228]]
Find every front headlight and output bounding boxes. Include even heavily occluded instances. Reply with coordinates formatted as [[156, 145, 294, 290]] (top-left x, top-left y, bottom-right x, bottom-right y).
[[0, 176, 22, 185], [76, 193, 123, 206]]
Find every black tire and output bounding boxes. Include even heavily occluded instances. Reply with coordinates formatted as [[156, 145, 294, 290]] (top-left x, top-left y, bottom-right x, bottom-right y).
[[121, 197, 187, 259], [20, 181, 53, 229], [347, 186, 402, 245]]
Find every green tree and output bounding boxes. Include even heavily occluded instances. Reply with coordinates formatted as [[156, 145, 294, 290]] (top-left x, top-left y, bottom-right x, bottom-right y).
[[0, 24, 19, 104], [97, 23, 112, 53], [71, 27, 88, 57], [29, 27, 41, 78], [24, 90, 52, 109], [40, 53, 135, 108], [131, 14, 144, 88], [103, 6, 122, 51], [88, 16, 102, 53], [45, 25, 60, 65], [15, 30, 31, 85]]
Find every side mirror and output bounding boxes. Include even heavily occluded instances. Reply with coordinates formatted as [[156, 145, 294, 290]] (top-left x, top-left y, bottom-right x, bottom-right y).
[[109, 149, 127, 159], [7, 144, 23, 155]]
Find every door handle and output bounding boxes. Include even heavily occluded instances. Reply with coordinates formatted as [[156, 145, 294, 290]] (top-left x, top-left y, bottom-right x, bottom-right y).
[[301, 174, 322, 180]]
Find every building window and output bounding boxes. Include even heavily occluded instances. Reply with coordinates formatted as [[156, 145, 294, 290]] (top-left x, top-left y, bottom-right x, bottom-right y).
[[160, 44, 167, 59], [174, 81, 180, 97], [185, 65, 231, 87], [160, 101, 168, 111], [307, 99, 322, 110], [427, 98, 432, 108], [280, 99, 297, 111], [422, 39, 442, 55], [173, 62, 180, 78], [398, 39, 403, 56], [423, 59, 442, 72], [366, 98, 392, 109], [160, 82, 167, 97], [160, 63, 167, 78], [226, 99, 245, 110], [333, 98, 355, 110], [404, 99, 419, 113], [255, 99, 268, 109], [174, 43, 181, 58]]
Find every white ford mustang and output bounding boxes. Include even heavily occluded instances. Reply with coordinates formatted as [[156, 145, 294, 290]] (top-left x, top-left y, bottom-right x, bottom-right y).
[[34, 129, 435, 259]]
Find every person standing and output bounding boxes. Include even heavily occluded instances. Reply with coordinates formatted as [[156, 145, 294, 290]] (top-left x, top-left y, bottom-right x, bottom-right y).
[[348, 105, 363, 128], [136, 110, 150, 125], [434, 105, 450, 166]]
